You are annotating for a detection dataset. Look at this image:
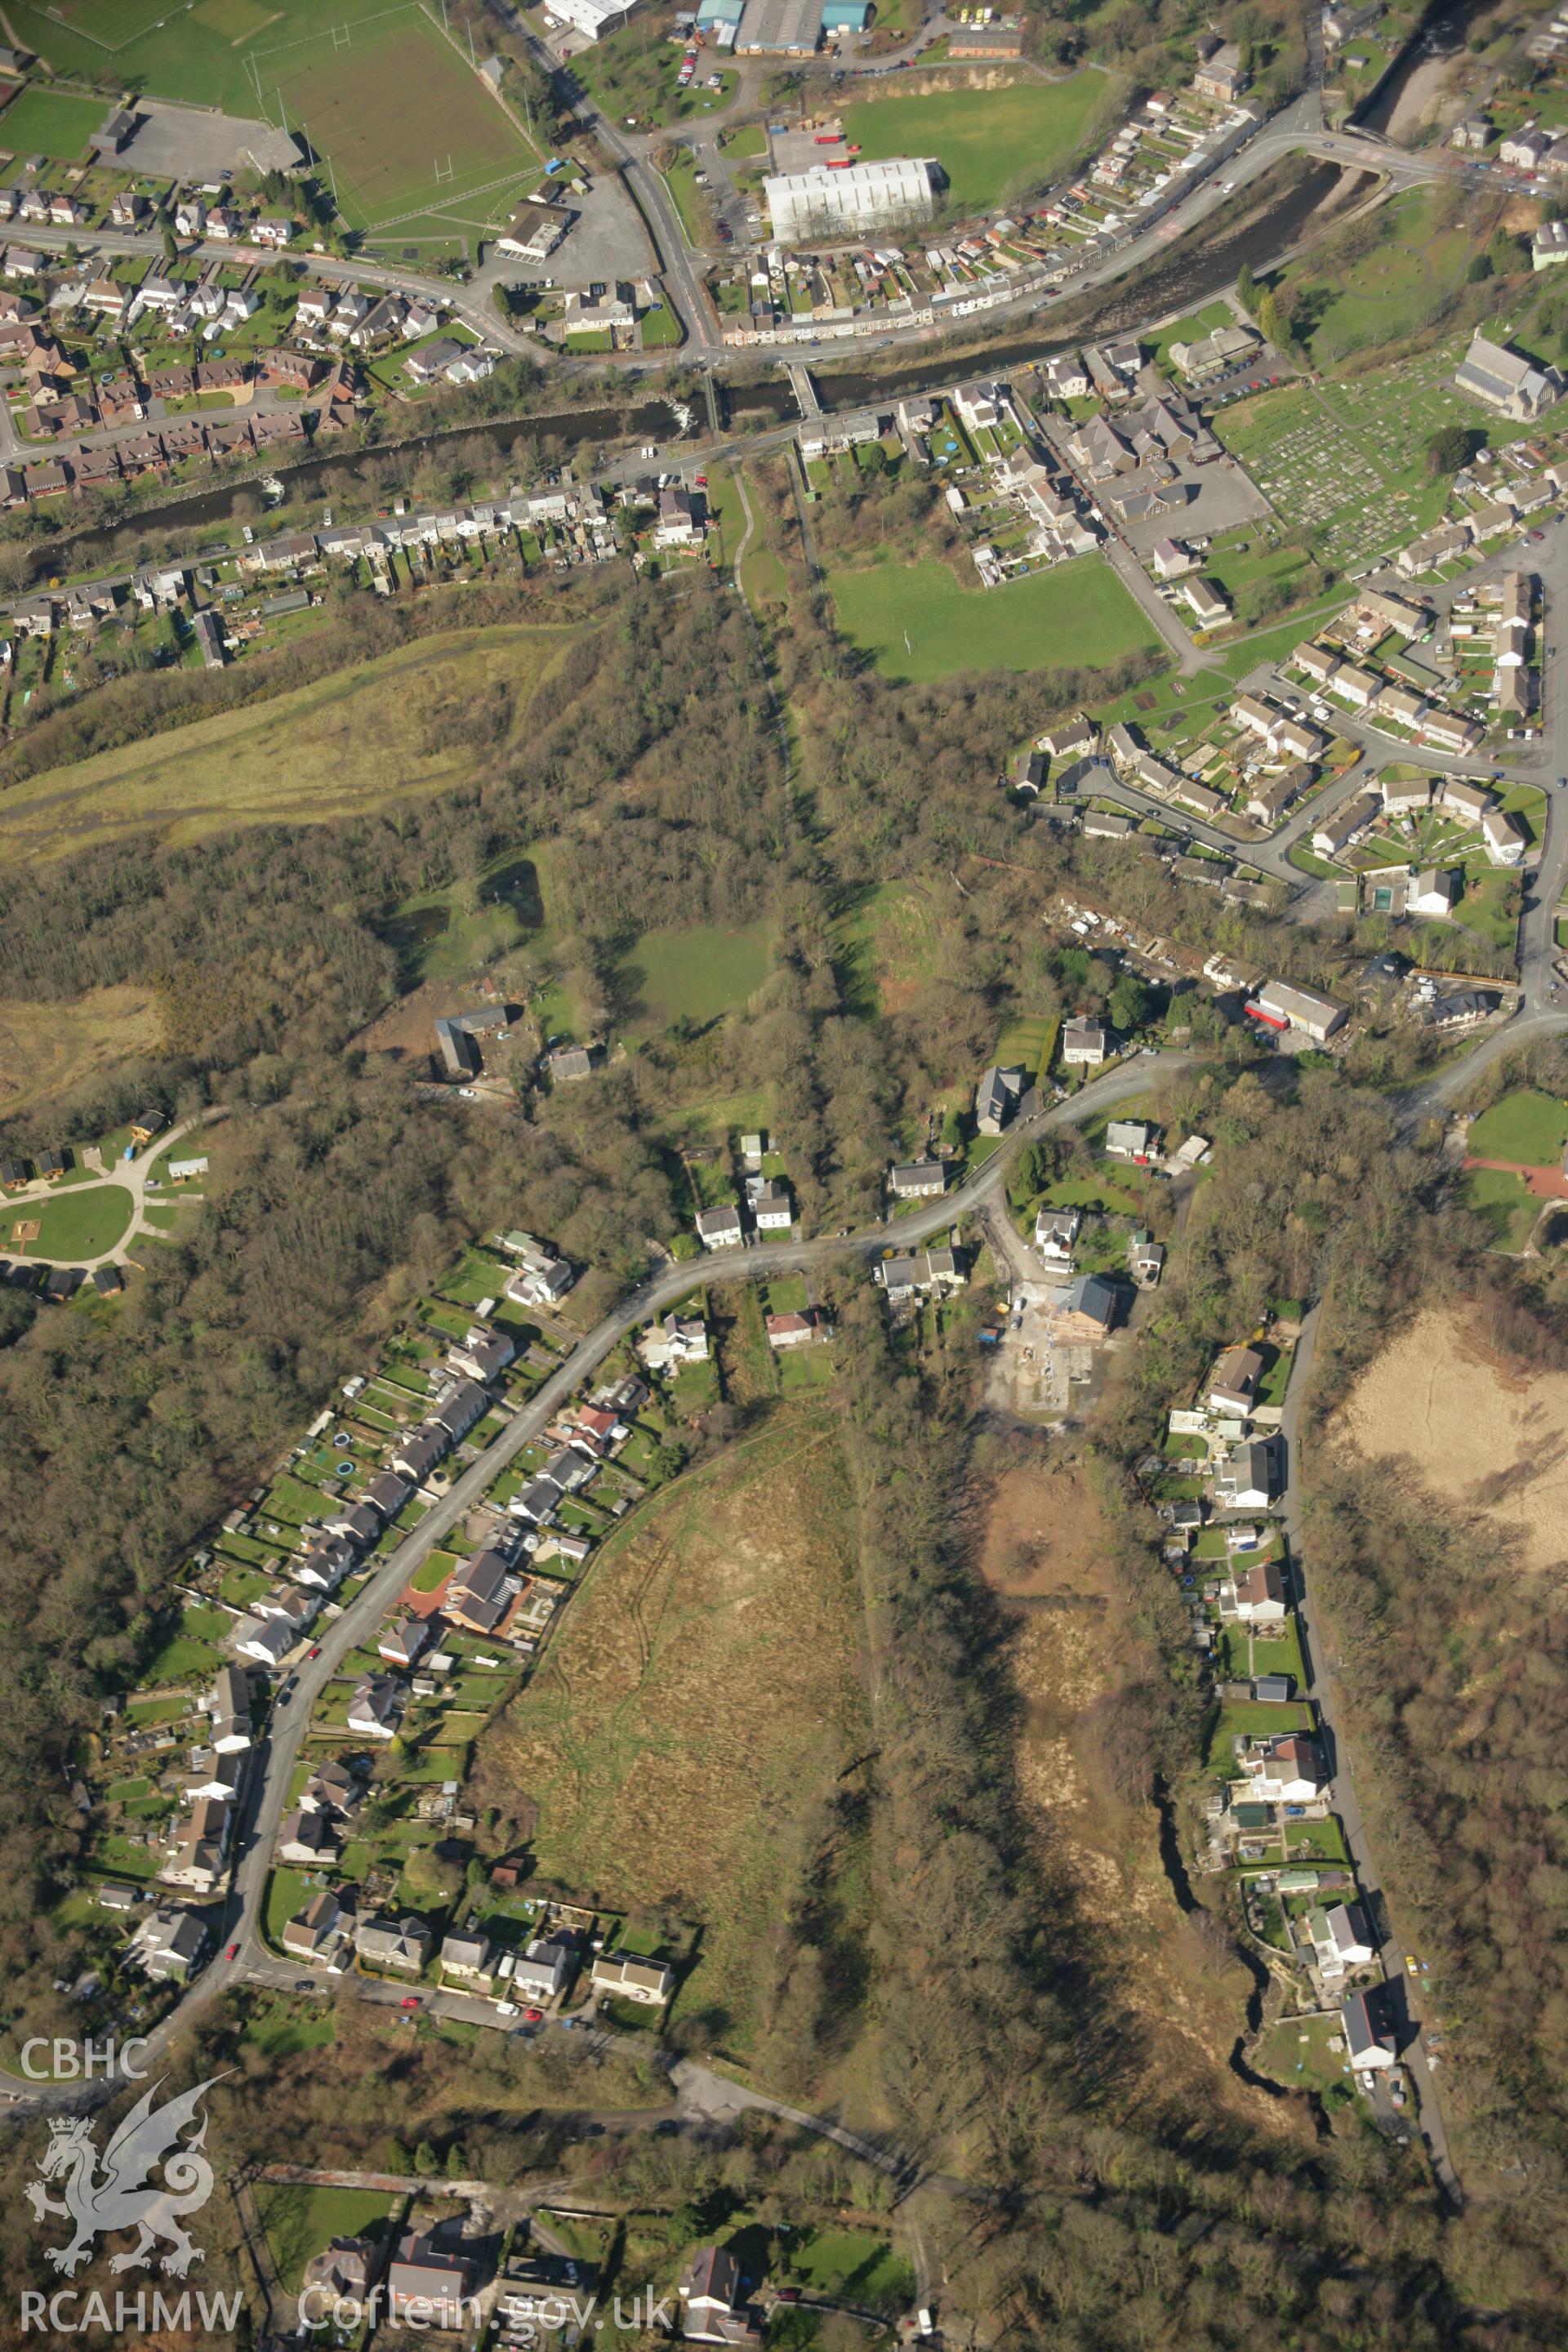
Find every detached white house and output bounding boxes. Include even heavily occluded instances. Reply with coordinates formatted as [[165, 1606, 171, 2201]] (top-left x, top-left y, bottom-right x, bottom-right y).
[[1035, 1206, 1080, 1265], [1062, 1018, 1107, 1066], [1311, 1902, 1376, 1977], [1239, 1733, 1325, 1803], [1341, 1986, 1397, 2070]]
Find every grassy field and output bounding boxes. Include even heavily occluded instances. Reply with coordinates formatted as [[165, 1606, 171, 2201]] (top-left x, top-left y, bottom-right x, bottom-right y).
[[142, 1603, 232, 1682], [254, 2183, 400, 2294], [273, 7, 538, 232], [11, 0, 448, 118], [1454, 866, 1520, 953], [0, 86, 108, 158], [742, 547, 786, 604], [0, 986, 159, 1120], [1255, 2011, 1354, 2099], [57, 0, 171, 46], [1276, 187, 1475, 363], [478, 1413, 870, 2056], [778, 2225, 913, 2308], [836, 880, 946, 1013], [1468, 1089, 1568, 1166], [0, 626, 577, 866], [828, 554, 1157, 682], [626, 922, 774, 1034], [247, 1994, 336, 2058], [842, 73, 1111, 212], [8, 1180, 133, 1259], [659, 146, 708, 248], [994, 1012, 1056, 1069], [1460, 1165, 1540, 1251], [640, 301, 683, 349]]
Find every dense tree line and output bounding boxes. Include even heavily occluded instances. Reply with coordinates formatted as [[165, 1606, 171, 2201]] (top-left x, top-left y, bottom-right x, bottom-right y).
[[10, 459, 1568, 2340]]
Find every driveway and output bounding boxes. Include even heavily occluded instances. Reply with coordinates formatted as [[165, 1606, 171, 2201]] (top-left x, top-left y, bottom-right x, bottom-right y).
[[2, 1111, 220, 1272]]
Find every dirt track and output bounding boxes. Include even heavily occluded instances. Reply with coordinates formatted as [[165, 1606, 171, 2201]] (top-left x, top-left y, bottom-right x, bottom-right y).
[[1339, 1307, 1568, 1572]]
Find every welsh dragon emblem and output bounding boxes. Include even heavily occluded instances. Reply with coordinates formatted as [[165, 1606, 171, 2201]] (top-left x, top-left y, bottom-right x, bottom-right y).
[[25, 2075, 223, 2277]]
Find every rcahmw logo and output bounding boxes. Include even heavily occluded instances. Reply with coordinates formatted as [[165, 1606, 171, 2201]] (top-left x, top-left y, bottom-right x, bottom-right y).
[[21, 2068, 238, 2334]]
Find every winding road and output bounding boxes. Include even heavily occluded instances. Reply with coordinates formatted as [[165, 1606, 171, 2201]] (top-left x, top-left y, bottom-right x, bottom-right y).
[[8, 956, 1568, 2220], [2, 1113, 220, 1272], [0, 1053, 1170, 2127]]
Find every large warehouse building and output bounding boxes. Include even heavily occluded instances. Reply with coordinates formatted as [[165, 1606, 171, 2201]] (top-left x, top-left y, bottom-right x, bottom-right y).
[[764, 155, 939, 245], [548, 0, 636, 38]]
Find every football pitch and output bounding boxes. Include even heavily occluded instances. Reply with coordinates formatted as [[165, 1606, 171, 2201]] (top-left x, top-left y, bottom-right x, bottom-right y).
[[841, 74, 1112, 214], [37, 0, 172, 52], [261, 6, 538, 229], [7, 0, 537, 230], [827, 554, 1159, 682]]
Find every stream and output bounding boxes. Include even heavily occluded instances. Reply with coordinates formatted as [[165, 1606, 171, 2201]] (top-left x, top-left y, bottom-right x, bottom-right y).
[[1356, 0, 1493, 137], [1152, 1777, 1332, 2136]]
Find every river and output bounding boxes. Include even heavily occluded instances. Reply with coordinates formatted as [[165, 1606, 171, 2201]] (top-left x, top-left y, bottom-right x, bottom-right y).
[[1356, 0, 1491, 137], [42, 157, 1357, 571], [812, 163, 1362, 414]]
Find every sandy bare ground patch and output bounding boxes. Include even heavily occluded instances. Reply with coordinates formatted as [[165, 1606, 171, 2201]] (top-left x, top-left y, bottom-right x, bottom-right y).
[[1381, 51, 1458, 145], [1338, 1306, 1568, 1571], [354, 980, 489, 1068], [0, 986, 160, 1115]]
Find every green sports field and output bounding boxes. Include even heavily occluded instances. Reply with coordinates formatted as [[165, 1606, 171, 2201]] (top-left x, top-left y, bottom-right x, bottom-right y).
[[7, 0, 537, 233], [0, 85, 109, 160], [33, 0, 170, 52], [1467, 1089, 1568, 1168], [8, 0, 364, 109], [842, 73, 1112, 213], [827, 555, 1160, 682], [270, 8, 538, 230]]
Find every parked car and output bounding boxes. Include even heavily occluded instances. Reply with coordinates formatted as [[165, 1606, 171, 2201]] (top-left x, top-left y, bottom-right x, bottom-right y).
[[399, 1994, 421, 2011]]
